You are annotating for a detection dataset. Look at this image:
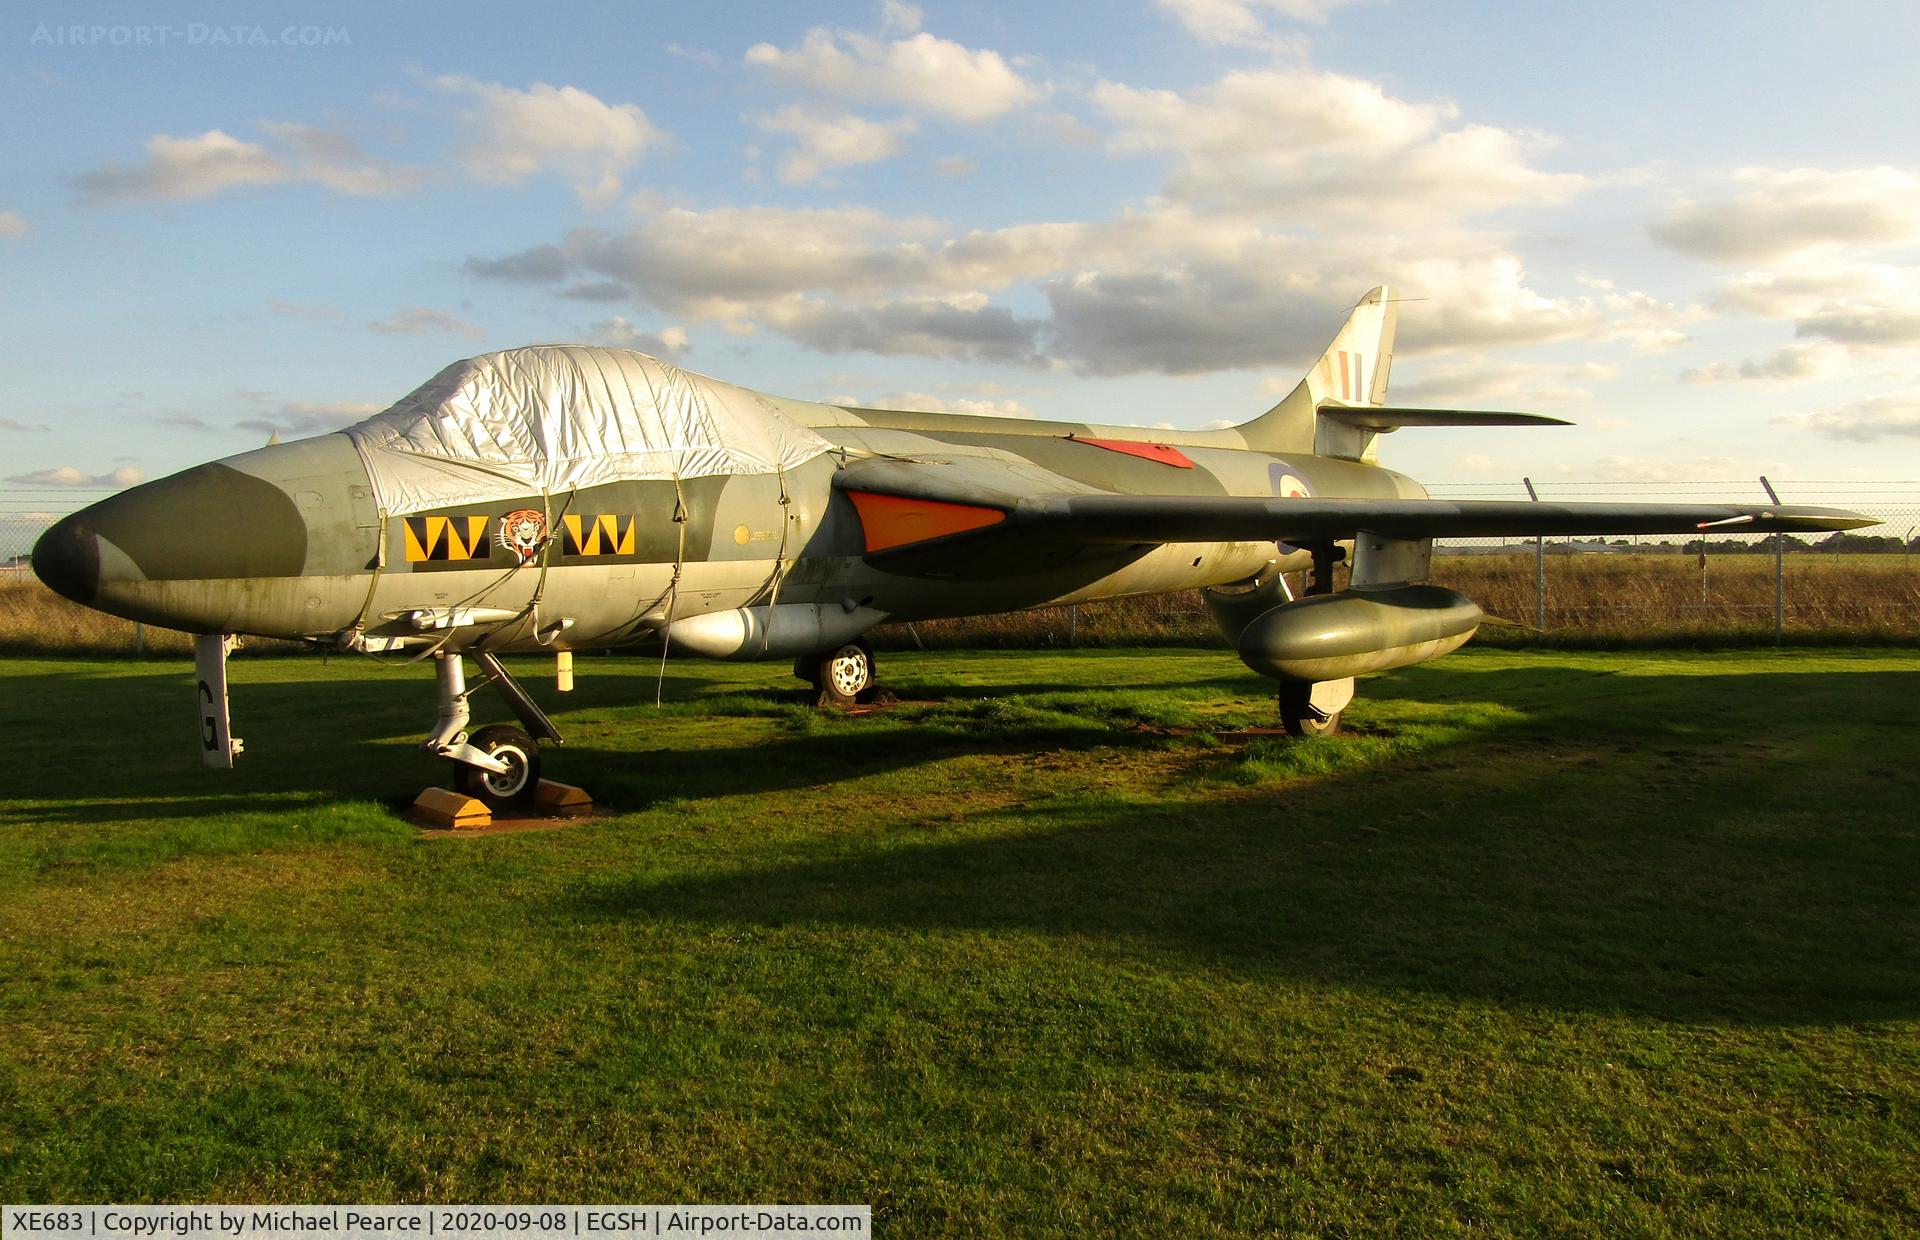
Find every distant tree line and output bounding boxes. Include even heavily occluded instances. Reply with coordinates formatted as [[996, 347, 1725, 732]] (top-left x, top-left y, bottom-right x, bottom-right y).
[[1610, 533, 1920, 554]]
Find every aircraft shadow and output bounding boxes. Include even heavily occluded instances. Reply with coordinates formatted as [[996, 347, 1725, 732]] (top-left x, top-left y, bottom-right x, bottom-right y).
[[0, 658, 1195, 820], [557, 663, 1919, 1028], [6, 654, 1915, 1030]]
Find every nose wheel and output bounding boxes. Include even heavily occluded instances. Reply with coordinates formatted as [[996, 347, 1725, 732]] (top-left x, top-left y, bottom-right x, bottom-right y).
[[452, 723, 542, 808]]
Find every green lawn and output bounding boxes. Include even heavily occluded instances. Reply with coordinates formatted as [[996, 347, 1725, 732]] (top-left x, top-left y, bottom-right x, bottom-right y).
[[0, 647, 1915, 1235]]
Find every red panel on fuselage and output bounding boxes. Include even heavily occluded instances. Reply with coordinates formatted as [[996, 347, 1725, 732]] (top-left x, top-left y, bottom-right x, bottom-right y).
[[1068, 437, 1196, 468], [846, 490, 1008, 553]]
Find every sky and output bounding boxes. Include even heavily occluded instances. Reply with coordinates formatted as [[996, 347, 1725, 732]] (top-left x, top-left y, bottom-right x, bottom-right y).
[[4, 0, 1920, 504]]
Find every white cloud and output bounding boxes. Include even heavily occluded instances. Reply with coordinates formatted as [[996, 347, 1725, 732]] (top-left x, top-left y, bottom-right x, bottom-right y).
[[1596, 289, 1700, 353], [1092, 68, 1586, 224], [769, 294, 1044, 364], [1393, 360, 1617, 407], [74, 126, 422, 203], [454, 56, 1673, 377], [369, 306, 484, 339], [1649, 166, 1920, 264], [664, 43, 721, 68], [880, 2, 923, 35], [932, 155, 975, 180], [8, 465, 144, 487], [76, 130, 281, 202], [435, 76, 662, 207], [1156, 0, 1357, 48], [254, 122, 426, 195], [1709, 266, 1907, 319], [1578, 455, 1753, 483], [751, 106, 916, 184], [0, 211, 25, 237], [235, 401, 383, 436], [591, 317, 688, 357], [1784, 392, 1920, 442], [1794, 303, 1920, 346], [463, 198, 1678, 373], [745, 21, 1041, 123], [1042, 243, 1666, 374], [152, 413, 215, 431], [1679, 343, 1850, 385], [0, 415, 48, 432], [863, 390, 1037, 418]]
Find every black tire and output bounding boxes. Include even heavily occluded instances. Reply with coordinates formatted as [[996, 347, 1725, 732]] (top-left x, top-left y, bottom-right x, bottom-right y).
[[453, 723, 542, 809], [813, 640, 874, 706], [1279, 681, 1342, 738]]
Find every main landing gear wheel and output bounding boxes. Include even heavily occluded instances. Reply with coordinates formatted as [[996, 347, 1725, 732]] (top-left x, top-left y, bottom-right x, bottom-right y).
[[807, 640, 875, 707], [1279, 681, 1342, 738], [453, 723, 542, 809]]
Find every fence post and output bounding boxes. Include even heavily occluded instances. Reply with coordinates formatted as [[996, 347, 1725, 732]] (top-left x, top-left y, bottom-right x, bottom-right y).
[[1523, 477, 1544, 631], [134, 622, 144, 655], [1067, 605, 1077, 648], [1760, 476, 1783, 645]]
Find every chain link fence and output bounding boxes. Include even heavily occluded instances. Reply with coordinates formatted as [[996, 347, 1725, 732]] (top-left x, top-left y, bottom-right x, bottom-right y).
[[4, 481, 1919, 651], [1, 489, 118, 565], [1424, 480, 1920, 641]]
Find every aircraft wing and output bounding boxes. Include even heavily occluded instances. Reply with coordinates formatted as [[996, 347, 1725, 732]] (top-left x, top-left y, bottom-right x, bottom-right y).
[[1003, 495, 1876, 543], [833, 458, 1876, 569]]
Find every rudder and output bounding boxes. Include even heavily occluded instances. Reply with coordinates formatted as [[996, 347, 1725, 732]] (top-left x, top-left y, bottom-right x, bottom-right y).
[[1235, 286, 1397, 457]]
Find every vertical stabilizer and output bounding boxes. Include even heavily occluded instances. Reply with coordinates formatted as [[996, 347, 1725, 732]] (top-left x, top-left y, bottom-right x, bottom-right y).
[[1236, 287, 1397, 459]]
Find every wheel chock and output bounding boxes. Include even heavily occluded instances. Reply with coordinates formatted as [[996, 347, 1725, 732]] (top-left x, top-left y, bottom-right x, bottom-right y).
[[410, 787, 492, 830], [533, 779, 593, 815]]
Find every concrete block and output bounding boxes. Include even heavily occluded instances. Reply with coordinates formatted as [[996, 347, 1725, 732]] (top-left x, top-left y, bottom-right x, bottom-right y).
[[411, 787, 491, 830], [533, 779, 593, 814]]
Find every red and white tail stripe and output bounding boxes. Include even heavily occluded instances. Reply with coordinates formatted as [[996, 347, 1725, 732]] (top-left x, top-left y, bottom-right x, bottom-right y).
[[1334, 350, 1368, 402]]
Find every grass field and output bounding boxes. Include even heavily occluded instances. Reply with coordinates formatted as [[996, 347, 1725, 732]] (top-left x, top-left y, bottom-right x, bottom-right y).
[[1, 647, 1915, 1234]]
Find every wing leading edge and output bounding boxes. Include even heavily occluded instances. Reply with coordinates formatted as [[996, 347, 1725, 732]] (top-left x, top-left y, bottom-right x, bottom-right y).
[[1002, 495, 1877, 545], [832, 461, 1876, 564]]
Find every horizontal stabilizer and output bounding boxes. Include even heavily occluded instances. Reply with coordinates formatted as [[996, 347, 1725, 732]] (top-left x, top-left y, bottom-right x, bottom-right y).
[[1318, 406, 1572, 430]]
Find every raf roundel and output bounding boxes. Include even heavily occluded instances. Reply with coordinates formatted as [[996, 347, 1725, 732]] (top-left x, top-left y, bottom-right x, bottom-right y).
[[497, 508, 546, 564]]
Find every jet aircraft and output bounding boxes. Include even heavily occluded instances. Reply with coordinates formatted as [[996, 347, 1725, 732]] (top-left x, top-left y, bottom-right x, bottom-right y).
[[32, 288, 1874, 806]]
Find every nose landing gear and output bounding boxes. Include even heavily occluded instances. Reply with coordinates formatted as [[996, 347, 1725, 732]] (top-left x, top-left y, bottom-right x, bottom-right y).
[[452, 723, 542, 808], [424, 652, 562, 809]]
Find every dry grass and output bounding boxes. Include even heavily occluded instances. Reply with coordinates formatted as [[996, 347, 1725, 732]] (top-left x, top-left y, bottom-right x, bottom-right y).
[[886, 553, 1920, 649], [0, 576, 192, 655], [3, 553, 1917, 658], [0, 578, 307, 656], [1434, 552, 1920, 643]]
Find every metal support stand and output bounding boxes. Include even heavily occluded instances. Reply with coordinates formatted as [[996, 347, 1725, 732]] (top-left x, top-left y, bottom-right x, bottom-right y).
[[1524, 477, 1544, 631]]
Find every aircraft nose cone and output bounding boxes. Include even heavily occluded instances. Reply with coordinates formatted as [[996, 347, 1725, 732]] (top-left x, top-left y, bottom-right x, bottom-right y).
[[31, 514, 100, 605]]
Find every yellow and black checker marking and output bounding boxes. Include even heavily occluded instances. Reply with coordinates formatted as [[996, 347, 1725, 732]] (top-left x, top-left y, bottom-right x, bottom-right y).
[[561, 514, 637, 557], [403, 515, 491, 563]]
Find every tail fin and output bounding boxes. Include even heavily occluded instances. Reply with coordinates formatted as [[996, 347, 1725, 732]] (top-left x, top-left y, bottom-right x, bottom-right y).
[[1237, 286, 1397, 459]]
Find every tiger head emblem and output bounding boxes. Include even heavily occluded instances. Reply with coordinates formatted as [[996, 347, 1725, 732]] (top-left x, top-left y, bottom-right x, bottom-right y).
[[498, 508, 546, 564]]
